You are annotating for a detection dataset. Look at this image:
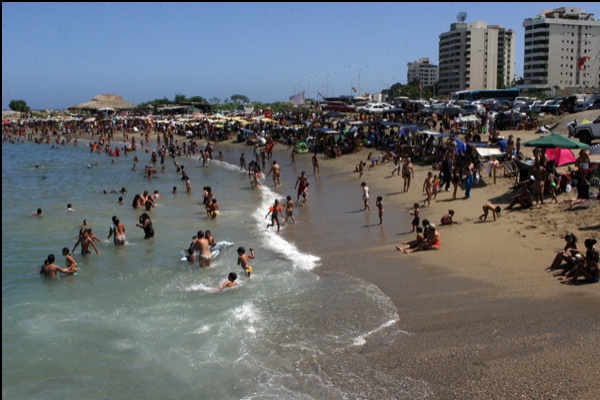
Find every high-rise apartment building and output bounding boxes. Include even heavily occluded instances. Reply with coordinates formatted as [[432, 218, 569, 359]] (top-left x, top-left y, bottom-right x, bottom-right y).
[[407, 58, 439, 87], [521, 7, 600, 91], [438, 21, 515, 96]]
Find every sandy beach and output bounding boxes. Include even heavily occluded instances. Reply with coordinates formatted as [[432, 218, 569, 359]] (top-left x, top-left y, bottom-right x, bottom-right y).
[[5, 112, 598, 399], [242, 112, 600, 399]]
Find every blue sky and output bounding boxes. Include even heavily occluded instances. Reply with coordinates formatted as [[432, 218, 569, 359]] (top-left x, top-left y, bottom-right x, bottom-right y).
[[2, 2, 595, 110]]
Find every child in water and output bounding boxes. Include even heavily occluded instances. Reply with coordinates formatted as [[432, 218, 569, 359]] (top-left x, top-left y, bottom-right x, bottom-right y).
[[237, 247, 255, 277], [212, 272, 238, 292], [265, 199, 283, 233]]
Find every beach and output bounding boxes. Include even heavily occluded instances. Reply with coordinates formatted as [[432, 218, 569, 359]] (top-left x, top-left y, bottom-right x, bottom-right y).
[[261, 115, 600, 399], [3, 113, 599, 399]]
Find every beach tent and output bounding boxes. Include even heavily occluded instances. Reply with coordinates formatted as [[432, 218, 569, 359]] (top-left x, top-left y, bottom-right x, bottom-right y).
[[523, 133, 590, 150], [545, 147, 576, 167]]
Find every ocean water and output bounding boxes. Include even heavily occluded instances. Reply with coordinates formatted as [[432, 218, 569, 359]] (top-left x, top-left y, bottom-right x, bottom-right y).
[[2, 139, 431, 399]]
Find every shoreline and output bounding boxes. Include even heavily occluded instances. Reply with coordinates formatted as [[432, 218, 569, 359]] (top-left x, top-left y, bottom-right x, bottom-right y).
[[248, 129, 599, 399]]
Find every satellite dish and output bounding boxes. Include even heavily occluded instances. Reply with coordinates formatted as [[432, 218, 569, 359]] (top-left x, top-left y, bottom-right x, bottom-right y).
[[457, 11, 467, 23]]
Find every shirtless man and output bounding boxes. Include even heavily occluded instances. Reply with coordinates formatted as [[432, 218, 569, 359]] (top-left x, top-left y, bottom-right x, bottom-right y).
[[108, 216, 126, 245], [295, 171, 308, 202], [39, 254, 76, 278], [267, 160, 281, 187], [195, 230, 212, 268], [237, 246, 256, 277], [402, 158, 415, 192], [73, 229, 100, 255]]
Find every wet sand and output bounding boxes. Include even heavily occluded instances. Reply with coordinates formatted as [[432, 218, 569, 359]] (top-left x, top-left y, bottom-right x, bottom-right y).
[[253, 127, 600, 399]]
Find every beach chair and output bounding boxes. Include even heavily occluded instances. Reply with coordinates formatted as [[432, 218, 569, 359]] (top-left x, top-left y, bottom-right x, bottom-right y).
[[503, 160, 518, 179]]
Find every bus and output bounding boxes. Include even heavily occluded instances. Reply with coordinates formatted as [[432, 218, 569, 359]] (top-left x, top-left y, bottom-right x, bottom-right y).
[[451, 89, 520, 102]]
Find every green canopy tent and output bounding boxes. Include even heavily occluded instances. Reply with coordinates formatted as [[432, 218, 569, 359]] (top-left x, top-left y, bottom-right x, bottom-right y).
[[523, 133, 590, 150]]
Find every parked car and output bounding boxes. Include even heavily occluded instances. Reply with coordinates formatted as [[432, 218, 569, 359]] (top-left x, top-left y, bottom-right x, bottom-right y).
[[323, 101, 356, 113], [573, 96, 600, 113], [361, 103, 393, 114], [573, 115, 600, 144], [530, 100, 550, 113], [561, 94, 593, 113], [461, 104, 486, 116], [421, 103, 462, 117], [542, 98, 564, 115]]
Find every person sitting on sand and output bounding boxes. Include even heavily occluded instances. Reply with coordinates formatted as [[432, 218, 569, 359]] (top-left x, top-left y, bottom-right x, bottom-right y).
[[506, 184, 533, 210], [396, 226, 424, 251], [479, 203, 501, 222], [545, 232, 580, 275], [401, 224, 440, 254], [440, 209, 457, 225], [560, 238, 599, 285]]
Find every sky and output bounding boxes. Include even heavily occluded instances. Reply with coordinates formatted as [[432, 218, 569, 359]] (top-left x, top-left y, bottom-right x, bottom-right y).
[[2, 2, 597, 110]]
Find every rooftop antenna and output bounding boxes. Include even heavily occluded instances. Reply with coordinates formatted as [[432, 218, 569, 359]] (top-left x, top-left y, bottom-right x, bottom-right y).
[[457, 11, 467, 23]]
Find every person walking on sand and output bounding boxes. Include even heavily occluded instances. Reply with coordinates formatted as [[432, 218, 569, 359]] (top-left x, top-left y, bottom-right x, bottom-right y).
[[295, 171, 308, 203], [267, 160, 281, 187], [237, 246, 255, 277], [312, 153, 320, 176], [376, 196, 384, 225], [479, 203, 502, 222], [361, 182, 371, 211], [422, 171, 434, 207], [402, 158, 414, 192]]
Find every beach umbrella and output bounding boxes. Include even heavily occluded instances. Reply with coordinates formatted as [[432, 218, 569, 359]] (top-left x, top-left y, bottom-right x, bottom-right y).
[[523, 133, 590, 149], [84, 117, 96, 123]]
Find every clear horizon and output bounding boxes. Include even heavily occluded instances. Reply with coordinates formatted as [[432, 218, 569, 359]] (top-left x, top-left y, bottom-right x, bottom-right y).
[[2, 2, 594, 110]]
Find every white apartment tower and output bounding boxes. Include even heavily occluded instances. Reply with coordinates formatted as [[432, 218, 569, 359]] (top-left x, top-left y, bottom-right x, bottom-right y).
[[407, 58, 439, 86], [522, 7, 600, 91], [438, 21, 515, 95]]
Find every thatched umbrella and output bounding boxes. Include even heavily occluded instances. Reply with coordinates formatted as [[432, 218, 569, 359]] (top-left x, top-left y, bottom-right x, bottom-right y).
[[68, 94, 135, 112]]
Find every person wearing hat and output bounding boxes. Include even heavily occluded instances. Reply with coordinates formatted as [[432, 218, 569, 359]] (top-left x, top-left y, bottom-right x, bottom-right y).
[[400, 224, 441, 254], [440, 209, 457, 225]]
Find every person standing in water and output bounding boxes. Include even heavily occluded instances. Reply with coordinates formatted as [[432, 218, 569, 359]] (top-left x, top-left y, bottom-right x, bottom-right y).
[[108, 216, 126, 245], [237, 246, 255, 277]]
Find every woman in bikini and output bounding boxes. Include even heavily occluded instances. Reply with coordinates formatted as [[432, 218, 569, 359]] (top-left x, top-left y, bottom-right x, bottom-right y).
[[545, 233, 580, 275]]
